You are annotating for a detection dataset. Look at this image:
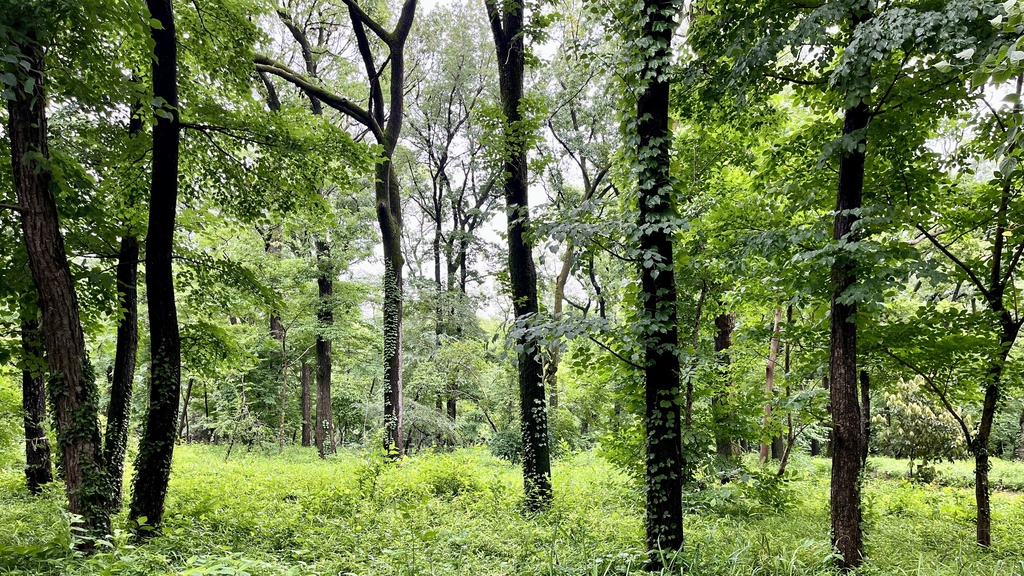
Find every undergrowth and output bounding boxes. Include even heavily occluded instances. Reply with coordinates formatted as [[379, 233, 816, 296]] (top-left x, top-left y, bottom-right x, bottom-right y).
[[0, 446, 1022, 575]]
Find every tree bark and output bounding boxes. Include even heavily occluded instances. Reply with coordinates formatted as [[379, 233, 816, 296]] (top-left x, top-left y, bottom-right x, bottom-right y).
[[860, 369, 870, 465], [177, 378, 194, 439], [380, 164, 405, 457], [20, 315, 52, 494], [105, 234, 138, 510], [761, 307, 783, 464], [829, 97, 869, 570], [712, 312, 735, 457], [130, 0, 182, 533], [277, 332, 289, 452], [301, 362, 312, 447], [9, 37, 110, 536], [1016, 408, 1024, 461], [315, 238, 336, 458], [484, 0, 552, 511], [634, 0, 684, 563], [546, 240, 575, 410]]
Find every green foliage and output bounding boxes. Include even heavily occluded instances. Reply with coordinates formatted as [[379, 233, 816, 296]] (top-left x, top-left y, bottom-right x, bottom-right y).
[[1, 446, 1023, 575], [872, 377, 970, 472]]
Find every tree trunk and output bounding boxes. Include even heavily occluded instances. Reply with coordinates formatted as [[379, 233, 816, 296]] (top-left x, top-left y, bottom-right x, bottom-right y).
[[177, 378, 194, 439], [546, 240, 575, 410], [1016, 408, 1024, 461], [446, 396, 457, 422], [105, 234, 138, 510], [301, 362, 312, 447], [380, 163, 405, 457], [315, 240, 336, 457], [9, 37, 110, 536], [277, 332, 289, 452], [20, 315, 52, 494], [860, 369, 870, 465], [634, 0, 684, 563], [130, 0, 182, 533], [761, 307, 783, 464], [712, 312, 735, 457], [829, 97, 869, 570], [485, 0, 552, 510]]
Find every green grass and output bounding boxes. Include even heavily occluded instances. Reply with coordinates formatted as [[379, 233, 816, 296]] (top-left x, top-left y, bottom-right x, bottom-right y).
[[0, 446, 1023, 575]]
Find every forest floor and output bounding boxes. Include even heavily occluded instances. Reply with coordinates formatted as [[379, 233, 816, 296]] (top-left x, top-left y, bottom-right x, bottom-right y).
[[1, 445, 1023, 575]]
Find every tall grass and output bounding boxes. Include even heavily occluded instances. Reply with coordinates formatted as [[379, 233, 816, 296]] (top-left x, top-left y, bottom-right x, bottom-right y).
[[0, 446, 1021, 575]]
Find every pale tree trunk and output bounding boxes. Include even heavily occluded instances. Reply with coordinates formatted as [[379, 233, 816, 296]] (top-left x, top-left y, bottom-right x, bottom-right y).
[[546, 240, 574, 410], [760, 307, 783, 464], [177, 377, 194, 439]]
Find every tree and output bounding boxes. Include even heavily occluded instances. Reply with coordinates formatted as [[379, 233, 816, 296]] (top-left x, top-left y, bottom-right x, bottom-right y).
[[3, 1, 111, 536], [129, 0, 183, 532], [616, 0, 685, 563], [257, 0, 418, 456], [483, 0, 553, 511]]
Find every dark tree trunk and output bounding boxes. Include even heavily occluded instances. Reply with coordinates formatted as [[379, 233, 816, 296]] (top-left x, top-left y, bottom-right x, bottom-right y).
[[9, 38, 110, 536], [1016, 408, 1024, 461], [633, 0, 683, 563], [712, 312, 735, 457], [860, 369, 870, 465], [380, 163, 405, 457], [301, 362, 312, 447], [105, 234, 138, 510], [20, 315, 52, 493], [484, 0, 552, 511], [446, 396, 457, 422], [829, 99, 869, 570], [130, 0, 182, 532], [315, 239, 336, 457]]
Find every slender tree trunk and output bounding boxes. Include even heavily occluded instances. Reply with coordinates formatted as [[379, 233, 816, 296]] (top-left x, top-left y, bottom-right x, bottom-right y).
[[301, 362, 312, 447], [446, 396, 457, 422], [634, 0, 683, 563], [105, 234, 138, 510], [860, 369, 870, 465], [485, 0, 551, 510], [829, 97, 869, 571], [761, 307, 783, 464], [130, 0, 182, 532], [315, 241, 335, 457], [9, 37, 110, 536], [1016, 408, 1024, 461], [712, 312, 735, 457], [277, 333, 289, 452], [20, 315, 52, 494], [546, 240, 575, 410], [177, 378, 194, 439]]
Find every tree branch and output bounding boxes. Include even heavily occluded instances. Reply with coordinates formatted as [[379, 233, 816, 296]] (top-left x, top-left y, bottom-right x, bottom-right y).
[[915, 223, 991, 301], [880, 348, 973, 446], [253, 55, 381, 139]]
